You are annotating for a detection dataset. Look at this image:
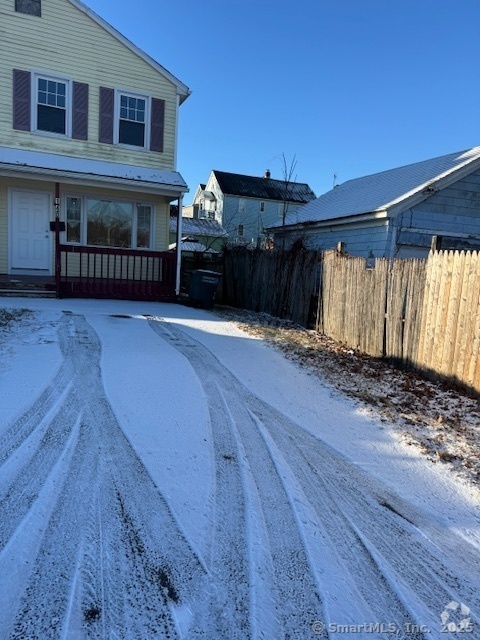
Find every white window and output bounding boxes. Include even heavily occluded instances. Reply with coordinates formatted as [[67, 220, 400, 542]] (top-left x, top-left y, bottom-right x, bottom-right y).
[[115, 90, 150, 148], [238, 199, 246, 213], [65, 196, 153, 249], [33, 73, 71, 136], [278, 202, 288, 217]]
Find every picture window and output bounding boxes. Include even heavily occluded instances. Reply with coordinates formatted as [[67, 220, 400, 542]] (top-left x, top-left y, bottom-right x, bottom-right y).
[[64, 196, 153, 249]]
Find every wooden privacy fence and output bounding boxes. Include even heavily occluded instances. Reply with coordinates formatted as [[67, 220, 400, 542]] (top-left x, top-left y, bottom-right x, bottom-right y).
[[415, 250, 480, 392], [222, 247, 321, 326], [222, 246, 480, 394], [318, 249, 480, 393], [318, 251, 426, 362]]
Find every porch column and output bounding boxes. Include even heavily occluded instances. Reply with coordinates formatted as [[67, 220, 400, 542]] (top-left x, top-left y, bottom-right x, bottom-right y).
[[175, 195, 183, 296], [55, 182, 61, 297]]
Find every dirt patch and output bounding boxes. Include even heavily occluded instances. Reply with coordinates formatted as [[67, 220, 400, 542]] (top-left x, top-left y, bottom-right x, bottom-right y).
[[0, 308, 31, 329], [214, 306, 480, 488]]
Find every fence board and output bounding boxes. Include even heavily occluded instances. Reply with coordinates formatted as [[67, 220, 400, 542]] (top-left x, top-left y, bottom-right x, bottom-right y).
[[222, 247, 480, 394]]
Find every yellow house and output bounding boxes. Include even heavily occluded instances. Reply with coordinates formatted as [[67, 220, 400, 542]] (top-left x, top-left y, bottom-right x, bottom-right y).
[[0, 0, 190, 299]]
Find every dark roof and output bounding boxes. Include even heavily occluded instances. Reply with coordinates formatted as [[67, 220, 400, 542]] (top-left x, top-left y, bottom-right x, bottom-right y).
[[213, 170, 316, 203], [170, 216, 228, 237]]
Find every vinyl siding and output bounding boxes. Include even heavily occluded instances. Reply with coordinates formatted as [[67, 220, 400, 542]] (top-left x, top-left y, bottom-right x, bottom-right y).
[[278, 219, 390, 259], [0, 176, 170, 273], [394, 169, 480, 254], [223, 194, 303, 242], [0, 0, 178, 169]]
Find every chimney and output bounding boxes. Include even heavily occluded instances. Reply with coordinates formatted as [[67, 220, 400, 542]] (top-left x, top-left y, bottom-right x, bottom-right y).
[[264, 169, 271, 179]]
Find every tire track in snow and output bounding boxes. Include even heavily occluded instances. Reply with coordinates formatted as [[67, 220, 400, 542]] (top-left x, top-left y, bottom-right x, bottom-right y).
[[258, 410, 480, 633], [147, 317, 479, 639], [1, 313, 208, 639], [148, 318, 326, 639]]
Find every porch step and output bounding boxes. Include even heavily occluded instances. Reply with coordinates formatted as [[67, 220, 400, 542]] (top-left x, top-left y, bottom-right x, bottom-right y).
[[0, 288, 56, 298]]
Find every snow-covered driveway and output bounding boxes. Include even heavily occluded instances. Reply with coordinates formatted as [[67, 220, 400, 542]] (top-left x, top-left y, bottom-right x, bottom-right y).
[[0, 299, 478, 639]]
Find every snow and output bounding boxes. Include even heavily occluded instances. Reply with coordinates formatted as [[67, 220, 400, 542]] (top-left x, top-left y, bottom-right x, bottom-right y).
[[0, 146, 187, 190], [269, 145, 480, 227], [0, 297, 479, 638]]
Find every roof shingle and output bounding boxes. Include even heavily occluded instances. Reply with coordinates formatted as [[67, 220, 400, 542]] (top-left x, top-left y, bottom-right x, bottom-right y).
[[213, 170, 315, 203]]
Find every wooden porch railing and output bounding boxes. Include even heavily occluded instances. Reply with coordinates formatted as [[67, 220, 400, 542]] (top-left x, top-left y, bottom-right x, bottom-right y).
[[57, 244, 176, 301]]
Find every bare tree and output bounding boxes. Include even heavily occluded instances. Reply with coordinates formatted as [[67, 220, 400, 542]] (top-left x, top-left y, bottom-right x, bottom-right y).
[[280, 153, 298, 250]]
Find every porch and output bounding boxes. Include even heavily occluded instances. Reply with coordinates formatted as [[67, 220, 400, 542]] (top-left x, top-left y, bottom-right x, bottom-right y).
[[0, 246, 176, 301], [57, 244, 176, 301]]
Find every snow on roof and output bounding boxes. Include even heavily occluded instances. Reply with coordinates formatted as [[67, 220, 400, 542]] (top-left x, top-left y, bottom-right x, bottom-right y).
[[269, 146, 480, 229], [0, 147, 188, 192], [169, 239, 218, 253], [169, 216, 227, 237]]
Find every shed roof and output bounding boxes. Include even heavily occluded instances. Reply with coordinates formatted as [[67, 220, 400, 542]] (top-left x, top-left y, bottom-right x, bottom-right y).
[[169, 216, 227, 237], [169, 239, 218, 253], [0, 147, 187, 195], [268, 146, 480, 229], [212, 170, 316, 203]]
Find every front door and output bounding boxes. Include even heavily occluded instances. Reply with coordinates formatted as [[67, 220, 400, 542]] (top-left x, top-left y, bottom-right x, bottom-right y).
[[10, 190, 51, 272]]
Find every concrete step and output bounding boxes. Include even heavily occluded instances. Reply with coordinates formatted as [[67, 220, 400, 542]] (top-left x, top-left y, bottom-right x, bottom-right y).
[[0, 289, 56, 298]]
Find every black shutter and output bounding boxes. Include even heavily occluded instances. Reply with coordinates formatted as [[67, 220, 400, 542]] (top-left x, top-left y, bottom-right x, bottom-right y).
[[99, 87, 114, 144], [13, 69, 31, 131], [150, 98, 165, 152], [72, 82, 89, 140]]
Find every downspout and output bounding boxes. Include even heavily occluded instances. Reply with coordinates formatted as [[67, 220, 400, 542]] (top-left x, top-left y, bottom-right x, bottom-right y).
[[175, 194, 183, 296]]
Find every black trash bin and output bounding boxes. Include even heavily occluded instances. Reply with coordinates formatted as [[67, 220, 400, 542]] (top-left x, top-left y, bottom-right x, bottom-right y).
[[188, 270, 222, 309]]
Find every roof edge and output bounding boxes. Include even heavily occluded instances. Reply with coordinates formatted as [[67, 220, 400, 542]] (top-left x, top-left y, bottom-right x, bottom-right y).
[[266, 210, 388, 232], [68, 0, 191, 103], [381, 150, 480, 215]]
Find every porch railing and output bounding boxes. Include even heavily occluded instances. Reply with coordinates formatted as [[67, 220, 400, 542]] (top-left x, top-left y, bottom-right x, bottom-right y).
[[57, 244, 176, 301]]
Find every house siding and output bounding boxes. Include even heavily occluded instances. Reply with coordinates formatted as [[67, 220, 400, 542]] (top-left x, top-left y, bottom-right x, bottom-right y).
[[393, 169, 480, 256], [222, 194, 304, 243], [0, 0, 178, 170], [280, 219, 389, 258], [0, 177, 170, 274]]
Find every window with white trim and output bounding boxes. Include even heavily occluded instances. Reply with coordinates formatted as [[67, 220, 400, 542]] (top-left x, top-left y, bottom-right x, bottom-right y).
[[237, 224, 244, 238], [116, 91, 149, 148], [238, 199, 246, 213], [65, 196, 154, 249], [35, 74, 70, 135]]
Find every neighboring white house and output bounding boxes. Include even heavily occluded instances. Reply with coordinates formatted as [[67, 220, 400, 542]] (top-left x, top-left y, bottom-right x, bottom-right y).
[[187, 170, 316, 245], [267, 147, 480, 259]]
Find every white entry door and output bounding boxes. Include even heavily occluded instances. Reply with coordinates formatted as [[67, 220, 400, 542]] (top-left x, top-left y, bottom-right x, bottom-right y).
[[10, 190, 51, 272]]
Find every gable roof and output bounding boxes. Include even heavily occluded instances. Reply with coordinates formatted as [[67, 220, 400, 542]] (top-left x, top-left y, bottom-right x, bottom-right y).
[[212, 170, 316, 203], [269, 146, 480, 229], [69, 0, 190, 103], [169, 216, 228, 237]]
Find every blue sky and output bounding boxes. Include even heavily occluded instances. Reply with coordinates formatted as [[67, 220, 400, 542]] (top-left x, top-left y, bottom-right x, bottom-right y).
[[85, 0, 480, 200]]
